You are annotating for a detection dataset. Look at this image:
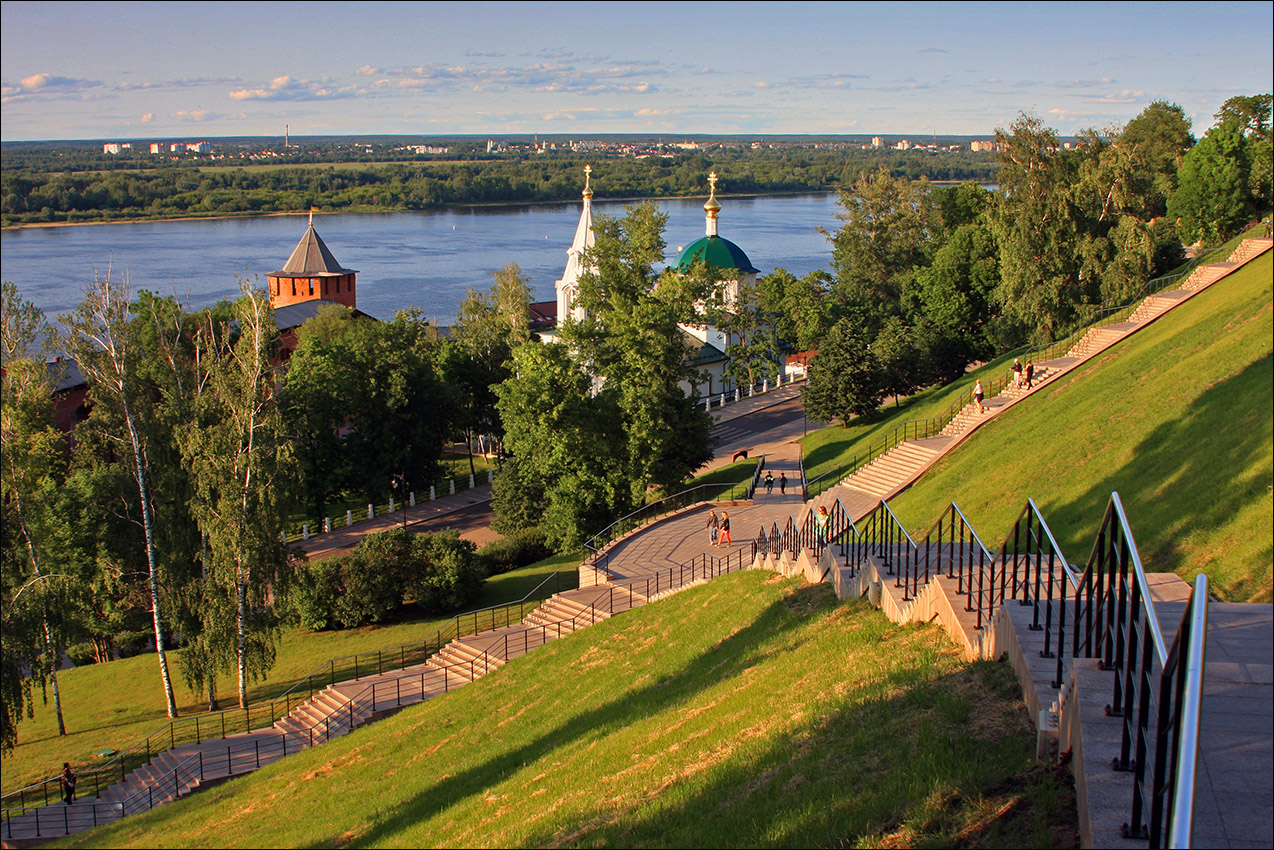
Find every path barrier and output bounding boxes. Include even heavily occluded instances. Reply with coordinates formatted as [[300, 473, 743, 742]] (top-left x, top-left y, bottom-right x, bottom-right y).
[[758, 492, 1207, 849], [583, 459, 766, 578]]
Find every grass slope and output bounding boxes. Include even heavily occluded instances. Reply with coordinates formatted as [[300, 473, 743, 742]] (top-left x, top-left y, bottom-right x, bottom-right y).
[[0, 553, 579, 796], [58, 572, 1075, 849], [890, 253, 1273, 603]]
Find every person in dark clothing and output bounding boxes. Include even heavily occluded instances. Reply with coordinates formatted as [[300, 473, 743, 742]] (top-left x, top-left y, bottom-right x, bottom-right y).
[[1025, 360, 1035, 389], [60, 763, 76, 805], [779, 473, 788, 495], [764, 471, 774, 495]]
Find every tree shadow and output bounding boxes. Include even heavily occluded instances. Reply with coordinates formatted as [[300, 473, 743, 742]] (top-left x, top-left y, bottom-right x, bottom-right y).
[[1045, 354, 1273, 601], [511, 659, 1057, 848], [315, 580, 825, 848]]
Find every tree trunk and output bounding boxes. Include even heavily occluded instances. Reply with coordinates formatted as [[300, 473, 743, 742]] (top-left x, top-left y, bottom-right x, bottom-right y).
[[237, 578, 249, 710], [123, 397, 179, 719], [13, 491, 68, 737]]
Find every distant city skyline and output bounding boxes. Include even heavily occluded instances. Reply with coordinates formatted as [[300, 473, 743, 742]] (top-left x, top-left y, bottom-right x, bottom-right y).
[[2, 1, 1271, 142]]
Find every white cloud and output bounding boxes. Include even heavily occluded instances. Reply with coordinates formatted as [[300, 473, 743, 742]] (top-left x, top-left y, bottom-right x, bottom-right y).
[[173, 109, 218, 122], [140, 112, 153, 123]]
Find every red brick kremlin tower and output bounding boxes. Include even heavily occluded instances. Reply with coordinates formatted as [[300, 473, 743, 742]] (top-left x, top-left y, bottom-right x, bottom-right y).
[[267, 210, 358, 310]]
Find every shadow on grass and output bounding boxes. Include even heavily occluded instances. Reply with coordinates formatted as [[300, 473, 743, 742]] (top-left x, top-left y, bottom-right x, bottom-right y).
[[512, 659, 1066, 849], [1048, 354, 1273, 602], [327, 581, 827, 848]]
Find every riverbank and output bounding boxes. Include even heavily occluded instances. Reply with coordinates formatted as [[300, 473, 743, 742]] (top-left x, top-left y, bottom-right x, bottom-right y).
[[1, 188, 840, 232]]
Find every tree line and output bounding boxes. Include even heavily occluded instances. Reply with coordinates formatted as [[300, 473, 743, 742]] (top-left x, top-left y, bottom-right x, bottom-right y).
[[1, 147, 996, 226], [0, 273, 522, 750], [799, 96, 1271, 423]]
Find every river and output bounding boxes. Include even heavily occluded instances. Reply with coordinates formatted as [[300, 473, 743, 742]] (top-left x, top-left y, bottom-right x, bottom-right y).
[[0, 194, 843, 326]]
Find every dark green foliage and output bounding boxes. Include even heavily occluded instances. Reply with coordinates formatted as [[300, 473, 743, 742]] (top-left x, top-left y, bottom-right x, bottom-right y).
[[803, 314, 884, 424], [289, 529, 485, 631], [477, 528, 553, 576]]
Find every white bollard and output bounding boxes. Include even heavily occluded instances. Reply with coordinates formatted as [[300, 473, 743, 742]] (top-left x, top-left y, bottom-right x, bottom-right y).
[[430, 485, 436, 501], [302, 524, 309, 541], [389, 497, 396, 513], [763, 378, 769, 393], [469, 473, 475, 489], [487, 469, 494, 484], [449, 478, 456, 495], [735, 388, 740, 402], [367, 504, 374, 520], [280, 531, 287, 544], [324, 517, 331, 533], [409, 491, 415, 507], [346, 509, 353, 527]]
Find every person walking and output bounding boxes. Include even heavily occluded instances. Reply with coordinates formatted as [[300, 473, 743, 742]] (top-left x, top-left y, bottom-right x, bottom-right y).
[[764, 471, 774, 495], [974, 379, 985, 414], [778, 472, 788, 495], [814, 505, 831, 548], [718, 512, 732, 547], [60, 763, 76, 805], [1024, 360, 1035, 389], [706, 509, 720, 546]]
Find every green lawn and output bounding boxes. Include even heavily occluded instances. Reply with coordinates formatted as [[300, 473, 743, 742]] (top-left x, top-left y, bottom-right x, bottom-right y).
[[0, 552, 580, 797], [57, 572, 1075, 849], [888, 252, 1273, 603]]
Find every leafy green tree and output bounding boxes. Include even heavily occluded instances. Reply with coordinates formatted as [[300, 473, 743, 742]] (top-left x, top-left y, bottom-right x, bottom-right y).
[[872, 316, 927, 408], [62, 272, 181, 718], [1169, 94, 1272, 243], [905, 220, 1000, 371], [568, 204, 714, 505], [495, 341, 624, 549], [1119, 100, 1195, 218], [182, 286, 294, 709], [987, 112, 1091, 342], [1, 282, 78, 746], [829, 168, 932, 314], [708, 275, 780, 391], [802, 313, 883, 424], [756, 268, 837, 354]]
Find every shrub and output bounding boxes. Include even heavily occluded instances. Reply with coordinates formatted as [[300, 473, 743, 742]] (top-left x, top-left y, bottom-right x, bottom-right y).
[[477, 527, 552, 576], [289, 558, 343, 631], [403, 532, 485, 613]]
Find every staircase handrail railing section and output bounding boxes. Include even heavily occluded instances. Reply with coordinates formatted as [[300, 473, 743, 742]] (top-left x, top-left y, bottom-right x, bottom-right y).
[[0, 558, 580, 816], [841, 493, 1206, 849], [582, 460, 764, 576]]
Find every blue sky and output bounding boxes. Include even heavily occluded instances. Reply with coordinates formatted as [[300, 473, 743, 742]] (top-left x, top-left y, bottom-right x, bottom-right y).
[[2, 1, 1270, 141]]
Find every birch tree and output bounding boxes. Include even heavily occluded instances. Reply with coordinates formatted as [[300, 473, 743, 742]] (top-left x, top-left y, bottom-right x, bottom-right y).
[[62, 271, 180, 718], [182, 285, 292, 709]]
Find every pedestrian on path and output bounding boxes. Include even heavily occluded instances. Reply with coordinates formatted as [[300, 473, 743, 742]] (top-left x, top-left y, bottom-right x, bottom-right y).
[[706, 509, 720, 546], [718, 512, 732, 546], [60, 763, 76, 805], [974, 379, 985, 413], [779, 472, 788, 495], [1025, 360, 1035, 389], [764, 471, 774, 495], [814, 505, 830, 548], [1012, 358, 1023, 388]]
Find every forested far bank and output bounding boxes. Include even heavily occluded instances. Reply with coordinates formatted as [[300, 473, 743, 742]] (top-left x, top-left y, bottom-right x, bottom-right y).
[[0, 147, 996, 227]]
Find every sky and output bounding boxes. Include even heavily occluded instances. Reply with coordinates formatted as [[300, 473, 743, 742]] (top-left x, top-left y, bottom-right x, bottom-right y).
[[2, 1, 1271, 142]]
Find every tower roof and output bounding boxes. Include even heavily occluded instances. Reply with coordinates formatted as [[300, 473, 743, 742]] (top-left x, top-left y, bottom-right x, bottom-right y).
[[557, 165, 595, 287], [271, 222, 356, 278], [675, 236, 759, 274]]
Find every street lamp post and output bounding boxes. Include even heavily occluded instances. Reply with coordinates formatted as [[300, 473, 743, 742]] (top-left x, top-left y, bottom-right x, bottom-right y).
[[391, 473, 408, 529]]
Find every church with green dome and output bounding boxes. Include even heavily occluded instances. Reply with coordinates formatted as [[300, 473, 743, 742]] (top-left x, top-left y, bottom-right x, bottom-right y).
[[549, 169, 791, 403]]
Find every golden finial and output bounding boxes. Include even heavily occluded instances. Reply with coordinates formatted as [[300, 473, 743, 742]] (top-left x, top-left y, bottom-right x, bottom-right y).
[[704, 171, 721, 215], [583, 164, 593, 199]]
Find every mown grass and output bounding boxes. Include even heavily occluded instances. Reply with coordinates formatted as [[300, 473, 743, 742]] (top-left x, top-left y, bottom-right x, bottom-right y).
[[888, 252, 1273, 603], [55, 572, 1076, 849], [0, 552, 581, 796], [801, 349, 1024, 486]]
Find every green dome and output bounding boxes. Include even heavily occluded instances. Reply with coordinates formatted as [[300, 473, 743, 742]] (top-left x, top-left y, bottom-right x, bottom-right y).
[[675, 236, 759, 274]]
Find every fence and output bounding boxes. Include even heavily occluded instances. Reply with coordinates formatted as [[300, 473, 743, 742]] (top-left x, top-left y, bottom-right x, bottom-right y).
[[762, 492, 1207, 849]]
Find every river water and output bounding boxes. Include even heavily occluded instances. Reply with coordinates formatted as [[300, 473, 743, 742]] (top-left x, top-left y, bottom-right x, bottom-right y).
[[0, 193, 843, 326]]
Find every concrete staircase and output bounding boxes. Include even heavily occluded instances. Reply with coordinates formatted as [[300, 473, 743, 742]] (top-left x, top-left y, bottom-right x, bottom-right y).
[[840, 441, 942, 499]]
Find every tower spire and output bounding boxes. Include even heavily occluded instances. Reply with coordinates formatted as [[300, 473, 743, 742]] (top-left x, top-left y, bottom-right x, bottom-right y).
[[704, 171, 720, 237]]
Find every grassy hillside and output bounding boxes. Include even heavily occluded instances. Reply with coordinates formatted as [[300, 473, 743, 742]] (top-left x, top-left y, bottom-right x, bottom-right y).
[[58, 572, 1076, 849], [889, 252, 1273, 603]]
